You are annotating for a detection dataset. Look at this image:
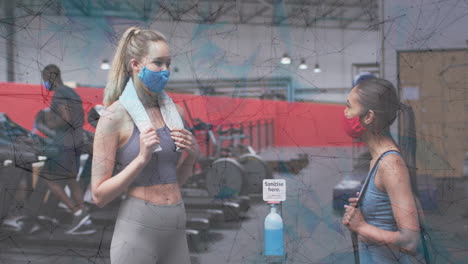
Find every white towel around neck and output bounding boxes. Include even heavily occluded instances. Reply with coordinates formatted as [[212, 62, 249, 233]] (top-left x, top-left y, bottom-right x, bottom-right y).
[[119, 79, 184, 152]]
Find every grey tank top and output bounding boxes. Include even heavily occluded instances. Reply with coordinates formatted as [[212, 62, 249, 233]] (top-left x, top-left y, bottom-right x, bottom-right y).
[[360, 151, 399, 231], [359, 151, 425, 263], [114, 124, 181, 187]]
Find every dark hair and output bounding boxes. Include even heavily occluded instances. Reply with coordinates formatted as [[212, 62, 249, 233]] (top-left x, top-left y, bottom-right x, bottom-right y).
[[356, 79, 420, 196], [42, 64, 62, 81], [353, 72, 376, 87], [355, 78, 400, 133]]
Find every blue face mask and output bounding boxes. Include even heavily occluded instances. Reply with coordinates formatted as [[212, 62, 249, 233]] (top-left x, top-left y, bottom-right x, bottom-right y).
[[138, 67, 170, 93], [44, 81, 52, 91]]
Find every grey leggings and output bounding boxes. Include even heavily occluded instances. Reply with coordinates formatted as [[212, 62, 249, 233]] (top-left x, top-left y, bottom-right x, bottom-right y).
[[110, 196, 190, 264]]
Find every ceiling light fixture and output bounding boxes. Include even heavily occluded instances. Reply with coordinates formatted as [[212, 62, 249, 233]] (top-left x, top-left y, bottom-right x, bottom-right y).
[[298, 59, 308, 70], [100, 60, 110, 70], [280, 54, 291, 65], [313, 63, 321, 73]]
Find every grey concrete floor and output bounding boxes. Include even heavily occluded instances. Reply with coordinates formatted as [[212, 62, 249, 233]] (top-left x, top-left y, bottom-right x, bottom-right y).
[[191, 147, 358, 264], [192, 146, 468, 263], [1, 147, 468, 264]]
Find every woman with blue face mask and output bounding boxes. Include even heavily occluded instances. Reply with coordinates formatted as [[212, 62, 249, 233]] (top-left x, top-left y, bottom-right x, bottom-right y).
[[91, 27, 199, 264]]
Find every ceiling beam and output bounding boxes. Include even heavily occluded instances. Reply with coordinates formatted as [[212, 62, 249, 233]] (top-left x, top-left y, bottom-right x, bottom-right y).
[[27, 0, 378, 30], [39, 10, 377, 30], [273, 7, 305, 25], [341, 9, 367, 29], [124, 1, 144, 18], [66, 0, 91, 16], [242, 5, 270, 23], [207, 0, 377, 9], [174, 1, 201, 19], [158, 1, 182, 21], [306, 1, 343, 27], [207, 3, 237, 23]]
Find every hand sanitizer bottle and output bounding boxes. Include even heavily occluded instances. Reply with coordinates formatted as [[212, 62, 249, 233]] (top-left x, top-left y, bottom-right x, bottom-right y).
[[264, 202, 284, 256]]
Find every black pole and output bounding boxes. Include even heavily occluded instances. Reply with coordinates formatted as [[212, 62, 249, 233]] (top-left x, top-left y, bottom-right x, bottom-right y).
[[257, 120, 261, 152], [352, 232, 360, 263], [230, 123, 234, 150], [249, 121, 253, 147], [240, 122, 244, 145], [5, 0, 15, 82], [206, 129, 210, 158], [271, 119, 275, 147], [271, 119, 274, 147]]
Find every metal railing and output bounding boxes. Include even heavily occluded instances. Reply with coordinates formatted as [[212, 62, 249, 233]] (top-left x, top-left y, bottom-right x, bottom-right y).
[[198, 118, 275, 158]]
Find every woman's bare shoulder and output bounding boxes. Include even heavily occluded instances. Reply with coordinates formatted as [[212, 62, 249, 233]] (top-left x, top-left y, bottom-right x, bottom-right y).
[[378, 152, 410, 187], [97, 101, 132, 134]]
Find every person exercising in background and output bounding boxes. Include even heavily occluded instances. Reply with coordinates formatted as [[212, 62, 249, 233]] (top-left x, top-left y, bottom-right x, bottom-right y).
[[40, 64, 95, 235]]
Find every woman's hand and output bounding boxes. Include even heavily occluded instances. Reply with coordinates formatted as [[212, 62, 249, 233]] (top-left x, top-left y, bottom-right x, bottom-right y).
[[138, 128, 160, 164], [171, 128, 199, 159], [348, 192, 360, 207], [342, 204, 366, 233]]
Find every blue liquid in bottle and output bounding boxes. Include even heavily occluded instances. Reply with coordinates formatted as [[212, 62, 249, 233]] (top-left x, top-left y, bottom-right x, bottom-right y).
[[264, 203, 284, 256]]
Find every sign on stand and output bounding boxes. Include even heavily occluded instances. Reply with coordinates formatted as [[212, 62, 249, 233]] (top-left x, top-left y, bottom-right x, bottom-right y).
[[263, 179, 286, 202]]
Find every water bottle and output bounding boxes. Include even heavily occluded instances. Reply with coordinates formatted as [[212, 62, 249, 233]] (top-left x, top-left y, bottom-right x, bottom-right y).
[[264, 203, 284, 256]]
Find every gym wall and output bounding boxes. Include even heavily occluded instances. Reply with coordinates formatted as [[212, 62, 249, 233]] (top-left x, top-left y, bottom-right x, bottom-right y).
[[1, 17, 378, 104], [0, 82, 353, 147]]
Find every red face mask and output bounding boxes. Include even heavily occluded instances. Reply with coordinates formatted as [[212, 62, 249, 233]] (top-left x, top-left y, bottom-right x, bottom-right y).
[[342, 113, 367, 138]]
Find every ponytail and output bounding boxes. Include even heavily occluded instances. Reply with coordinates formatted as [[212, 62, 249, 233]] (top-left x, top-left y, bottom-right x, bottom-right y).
[[104, 27, 138, 107], [398, 103, 419, 195], [103, 27, 167, 107]]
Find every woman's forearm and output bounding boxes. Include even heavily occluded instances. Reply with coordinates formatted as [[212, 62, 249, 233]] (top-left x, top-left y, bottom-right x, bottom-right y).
[[357, 222, 398, 245], [93, 156, 147, 207], [357, 223, 419, 253]]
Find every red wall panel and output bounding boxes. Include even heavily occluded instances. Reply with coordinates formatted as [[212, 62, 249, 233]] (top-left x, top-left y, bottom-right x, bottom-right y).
[[0, 82, 353, 147]]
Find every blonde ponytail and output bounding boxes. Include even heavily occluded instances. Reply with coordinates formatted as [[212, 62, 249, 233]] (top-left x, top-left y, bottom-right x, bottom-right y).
[[103, 27, 167, 107], [104, 27, 137, 106]]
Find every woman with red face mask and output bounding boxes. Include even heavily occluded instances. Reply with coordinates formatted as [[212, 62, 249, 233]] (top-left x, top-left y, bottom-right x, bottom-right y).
[[342, 78, 425, 263]]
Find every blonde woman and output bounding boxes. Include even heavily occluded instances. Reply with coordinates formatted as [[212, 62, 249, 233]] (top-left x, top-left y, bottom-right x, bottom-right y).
[[91, 27, 199, 264]]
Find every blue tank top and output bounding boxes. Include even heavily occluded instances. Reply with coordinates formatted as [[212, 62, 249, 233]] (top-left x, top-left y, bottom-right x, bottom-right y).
[[359, 151, 425, 263], [114, 124, 181, 186]]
